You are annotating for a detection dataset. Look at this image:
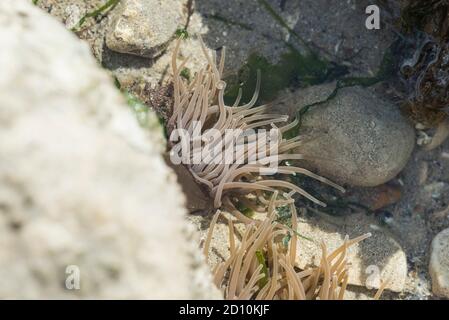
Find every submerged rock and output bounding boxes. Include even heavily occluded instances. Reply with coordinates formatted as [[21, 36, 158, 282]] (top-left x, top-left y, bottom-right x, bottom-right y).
[[295, 211, 407, 293], [0, 1, 219, 299], [429, 228, 449, 298], [285, 85, 415, 187], [106, 0, 187, 58], [194, 209, 407, 293]]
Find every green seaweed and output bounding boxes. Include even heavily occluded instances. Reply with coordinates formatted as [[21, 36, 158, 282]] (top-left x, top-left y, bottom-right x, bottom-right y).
[[255, 251, 269, 289], [175, 28, 189, 39], [124, 89, 167, 139], [114, 76, 167, 137], [223, 48, 346, 105], [180, 67, 191, 82], [283, 47, 396, 138], [71, 0, 120, 32], [275, 204, 313, 242], [219, 0, 395, 136], [123, 91, 150, 128], [282, 233, 291, 247], [276, 205, 292, 225], [113, 76, 122, 90], [203, 0, 350, 106], [235, 201, 255, 218]]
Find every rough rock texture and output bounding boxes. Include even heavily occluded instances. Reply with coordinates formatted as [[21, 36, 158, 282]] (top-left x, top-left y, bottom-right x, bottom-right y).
[[429, 228, 449, 298], [0, 0, 220, 299], [294, 211, 407, 293], [194, 0, 394, 77], [34, 0, 203, 89], [37, 0, 396, 97], [31, 0, 449, 301], [273, 82, 338, 116], [105, 0, 187, 58], [190, 209, 407, 294], [282, 85, 415, 187]]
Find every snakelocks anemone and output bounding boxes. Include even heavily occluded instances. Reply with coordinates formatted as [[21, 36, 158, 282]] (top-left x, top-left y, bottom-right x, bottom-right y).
[[204, 192, 387, 300], [168, 37, 344, 211], [168, 37, 386, 299]]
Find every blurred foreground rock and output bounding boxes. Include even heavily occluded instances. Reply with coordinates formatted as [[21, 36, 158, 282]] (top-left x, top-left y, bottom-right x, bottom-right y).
[[0, 0, 220, 299]]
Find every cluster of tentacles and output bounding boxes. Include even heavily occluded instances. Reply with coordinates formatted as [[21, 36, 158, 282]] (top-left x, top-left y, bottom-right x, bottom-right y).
[[203, 192, 386, 300], [168, 37, 386, 300], [168, 37, 344, 210]]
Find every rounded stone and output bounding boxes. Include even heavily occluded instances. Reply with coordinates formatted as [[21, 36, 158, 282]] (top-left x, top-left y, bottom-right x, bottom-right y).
[[105, 0, 186, 58], [429, 228, 449, 298], [297, 86, 415, 187]]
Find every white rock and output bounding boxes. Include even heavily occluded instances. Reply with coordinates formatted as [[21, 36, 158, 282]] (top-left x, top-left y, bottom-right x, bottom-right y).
[[429, 228, 449, 298], [0, 0, 220, 299], [105, 0, 187, 58]]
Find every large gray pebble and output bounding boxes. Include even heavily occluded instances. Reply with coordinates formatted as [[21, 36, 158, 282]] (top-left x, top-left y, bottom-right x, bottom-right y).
[[287, 85, 415, 187]]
